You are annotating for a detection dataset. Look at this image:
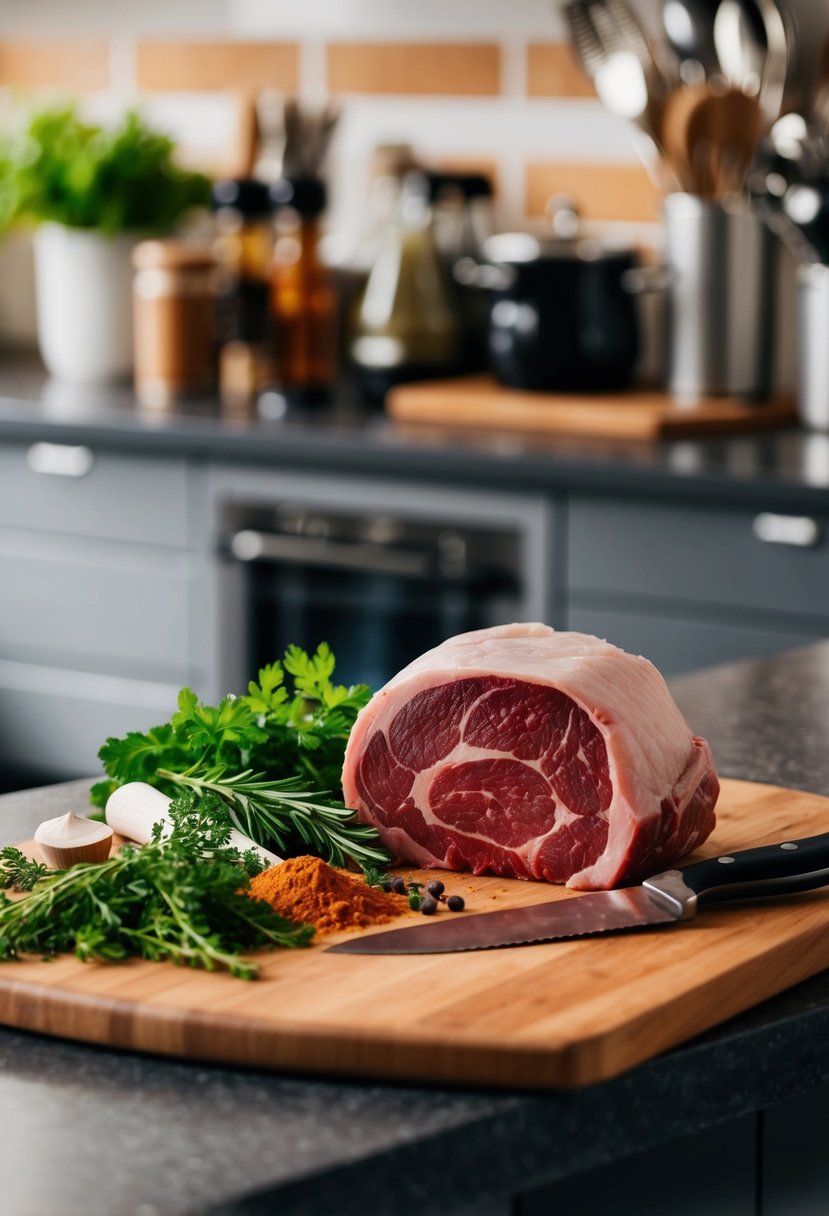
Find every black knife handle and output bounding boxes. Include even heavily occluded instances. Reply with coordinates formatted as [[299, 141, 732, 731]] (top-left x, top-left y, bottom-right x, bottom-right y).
[[679, 832, 829, 906]]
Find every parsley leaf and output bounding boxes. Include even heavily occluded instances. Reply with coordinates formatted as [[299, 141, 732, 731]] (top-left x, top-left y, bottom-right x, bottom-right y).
[[93, 644, 386, 869]]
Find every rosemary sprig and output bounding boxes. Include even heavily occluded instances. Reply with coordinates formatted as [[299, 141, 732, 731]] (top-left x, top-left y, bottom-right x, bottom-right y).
[[157, 765, 390, 869]]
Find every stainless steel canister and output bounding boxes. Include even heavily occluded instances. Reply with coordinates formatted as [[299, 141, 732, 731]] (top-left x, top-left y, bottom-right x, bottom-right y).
[[663, 194, 776, 404], [797, 263, 829, 430]]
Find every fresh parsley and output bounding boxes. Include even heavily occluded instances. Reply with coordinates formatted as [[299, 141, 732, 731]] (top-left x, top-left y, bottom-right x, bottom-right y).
[[92, 644, 390, 870], [0, 794, 313, 978]]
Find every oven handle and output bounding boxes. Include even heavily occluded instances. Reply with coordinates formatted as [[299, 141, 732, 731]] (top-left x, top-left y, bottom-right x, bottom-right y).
[[227, 529, 437, 579]]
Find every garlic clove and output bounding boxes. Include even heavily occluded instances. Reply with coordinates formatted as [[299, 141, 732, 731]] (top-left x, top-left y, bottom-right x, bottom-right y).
[[33, 811, 113, 869]]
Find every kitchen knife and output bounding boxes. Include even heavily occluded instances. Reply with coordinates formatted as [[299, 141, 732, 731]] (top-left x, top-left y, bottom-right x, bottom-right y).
[[328, 832, 829, 955]]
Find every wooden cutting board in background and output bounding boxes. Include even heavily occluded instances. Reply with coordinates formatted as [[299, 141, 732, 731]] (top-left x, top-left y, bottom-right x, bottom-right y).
[[387, 375, 798, 441], [0, 778, 828, 1090]]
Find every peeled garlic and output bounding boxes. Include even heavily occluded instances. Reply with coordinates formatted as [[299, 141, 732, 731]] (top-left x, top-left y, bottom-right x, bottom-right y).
[[34, 811, 113, 869]]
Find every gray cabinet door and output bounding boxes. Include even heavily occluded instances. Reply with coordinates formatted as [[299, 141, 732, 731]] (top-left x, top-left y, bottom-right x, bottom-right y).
[[0, 658, 179, 780], [0, 527, 195, 681], [0, 444, 190, 547], [568, 497, 829, 620]]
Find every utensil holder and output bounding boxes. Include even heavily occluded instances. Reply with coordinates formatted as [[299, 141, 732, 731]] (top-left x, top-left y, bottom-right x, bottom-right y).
[[663, 194, 776, 403], [797, 263, 829, 431]]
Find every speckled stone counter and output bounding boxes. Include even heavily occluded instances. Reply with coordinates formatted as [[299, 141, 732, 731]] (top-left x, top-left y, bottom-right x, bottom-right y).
[[2, 356, 829, 509], [2, 645, 829, 1216]]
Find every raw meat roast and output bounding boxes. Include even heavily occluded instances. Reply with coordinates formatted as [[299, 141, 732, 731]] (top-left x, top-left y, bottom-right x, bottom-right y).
[[341, 623, 719, 890]]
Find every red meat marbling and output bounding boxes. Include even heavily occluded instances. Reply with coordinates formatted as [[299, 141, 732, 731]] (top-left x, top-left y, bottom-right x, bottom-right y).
[[341, 623, 718, 890]]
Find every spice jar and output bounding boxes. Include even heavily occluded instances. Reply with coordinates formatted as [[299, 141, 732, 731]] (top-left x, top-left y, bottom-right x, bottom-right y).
[[269, 176, 338, 402], [212, 177, 273, 407], [133, 240, 216, 408]]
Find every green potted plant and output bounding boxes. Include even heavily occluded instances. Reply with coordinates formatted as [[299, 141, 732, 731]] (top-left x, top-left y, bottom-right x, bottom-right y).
[[0, 106, 210, 383]]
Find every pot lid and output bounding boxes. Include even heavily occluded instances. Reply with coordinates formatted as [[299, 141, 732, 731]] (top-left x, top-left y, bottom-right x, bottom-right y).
[[483, 193, 633, 265]]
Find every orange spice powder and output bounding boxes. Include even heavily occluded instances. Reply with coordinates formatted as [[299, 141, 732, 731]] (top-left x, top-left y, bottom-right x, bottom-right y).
[[249, 856, 408, 934]]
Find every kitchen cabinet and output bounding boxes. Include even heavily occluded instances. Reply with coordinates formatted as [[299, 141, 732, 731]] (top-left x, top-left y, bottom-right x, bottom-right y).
[[566, 495, 829, 676], [4, 375, 829, 780], [0, 441, 197, 789]]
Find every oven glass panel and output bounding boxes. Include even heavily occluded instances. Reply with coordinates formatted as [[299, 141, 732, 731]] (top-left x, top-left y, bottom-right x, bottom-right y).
[[228, 505, 524, 692]]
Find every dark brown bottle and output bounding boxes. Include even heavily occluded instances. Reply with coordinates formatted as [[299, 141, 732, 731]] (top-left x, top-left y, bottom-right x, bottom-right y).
[[211, 178, 273, 407], [269, 177, 337, 402]]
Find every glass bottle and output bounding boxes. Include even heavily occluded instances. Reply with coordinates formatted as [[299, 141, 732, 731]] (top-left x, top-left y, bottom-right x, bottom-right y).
[[349, 171, 461, 402], [427, 171, 495, 372], [268, 176, 337, 403], [211, 178, 273, 407]]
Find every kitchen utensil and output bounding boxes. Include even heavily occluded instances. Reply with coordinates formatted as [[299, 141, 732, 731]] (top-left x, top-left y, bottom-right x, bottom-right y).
[[565, 0, 673, 187], [713, 0, 788, 128], [783, 180, 829, 265], [797, 262, 829, 430], [386, 375, 796, 440], [661, 0, 721, 81], [813, 33, 829, 135], [661, 83, 763, 195], [663, 192, 775, 401], [330, 829, 829, 955], [466, 225, 641, 392], [4, 779, 829, 1090]]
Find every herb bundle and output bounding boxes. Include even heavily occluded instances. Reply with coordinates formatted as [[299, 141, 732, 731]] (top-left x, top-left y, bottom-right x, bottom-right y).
[[92, 644, 389, 870], [0, 794, 312, 979]]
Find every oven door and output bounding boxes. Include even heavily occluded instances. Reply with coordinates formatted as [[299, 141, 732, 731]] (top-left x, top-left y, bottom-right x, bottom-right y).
[[224, 508, 526, 690]]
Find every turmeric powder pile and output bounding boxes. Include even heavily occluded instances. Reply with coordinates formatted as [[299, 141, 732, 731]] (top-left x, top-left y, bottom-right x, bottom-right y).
[[249, 856, 408, 934]]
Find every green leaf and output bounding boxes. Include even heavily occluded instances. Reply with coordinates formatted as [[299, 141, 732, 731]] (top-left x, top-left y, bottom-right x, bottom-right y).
[[98, 724, 184, 786], [0, 104, 210, 237]]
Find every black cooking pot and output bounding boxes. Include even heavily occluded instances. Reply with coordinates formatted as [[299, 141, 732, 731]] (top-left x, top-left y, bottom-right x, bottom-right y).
[[459, 231, 642, 393]]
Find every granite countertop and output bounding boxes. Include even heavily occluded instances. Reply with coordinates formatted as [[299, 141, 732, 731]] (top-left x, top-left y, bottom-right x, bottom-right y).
[[2, 356, 829, 509], [2, 643, 829, 1216]]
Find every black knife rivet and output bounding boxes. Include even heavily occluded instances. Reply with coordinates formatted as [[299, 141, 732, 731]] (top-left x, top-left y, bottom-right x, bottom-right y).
[[780, 842, 798, 851], [717, 856, 736, 864]]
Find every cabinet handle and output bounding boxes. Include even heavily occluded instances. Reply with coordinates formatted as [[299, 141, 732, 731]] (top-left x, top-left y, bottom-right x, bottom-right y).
[[752, 513, 821, 548], [27, 443, 94, 478]]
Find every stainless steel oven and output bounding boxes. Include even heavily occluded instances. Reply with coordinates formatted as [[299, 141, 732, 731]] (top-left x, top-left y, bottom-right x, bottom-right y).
[[209, 469, 553, 696]]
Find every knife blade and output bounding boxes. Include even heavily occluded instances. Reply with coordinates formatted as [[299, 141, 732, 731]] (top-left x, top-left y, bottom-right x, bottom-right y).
[[328, 830, 829, 955]]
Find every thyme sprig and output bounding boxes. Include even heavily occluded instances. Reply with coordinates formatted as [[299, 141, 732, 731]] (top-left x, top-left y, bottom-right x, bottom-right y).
[[0, 794, 313, 979]]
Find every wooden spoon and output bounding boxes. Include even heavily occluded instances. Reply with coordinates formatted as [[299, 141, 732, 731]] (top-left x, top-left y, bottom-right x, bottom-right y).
[[662, 83, 763, 196]]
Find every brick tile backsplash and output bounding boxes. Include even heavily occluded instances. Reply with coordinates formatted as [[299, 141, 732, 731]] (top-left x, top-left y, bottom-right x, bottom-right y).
[[0, 18, 655, 237], [0, 40, 110, 91], [525, 162, 660, 223], [136, 40, 298, 92], [526, 44, 594, 99], [326, 43, 501, 96]]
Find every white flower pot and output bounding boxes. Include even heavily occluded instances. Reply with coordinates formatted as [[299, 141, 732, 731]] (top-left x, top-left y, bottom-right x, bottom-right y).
[[34, 223, 137, 384]]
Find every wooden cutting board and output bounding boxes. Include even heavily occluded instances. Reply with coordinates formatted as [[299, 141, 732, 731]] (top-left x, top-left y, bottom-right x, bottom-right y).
[[387, 375, 798, 440], [1, 778, 828, 1090]]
